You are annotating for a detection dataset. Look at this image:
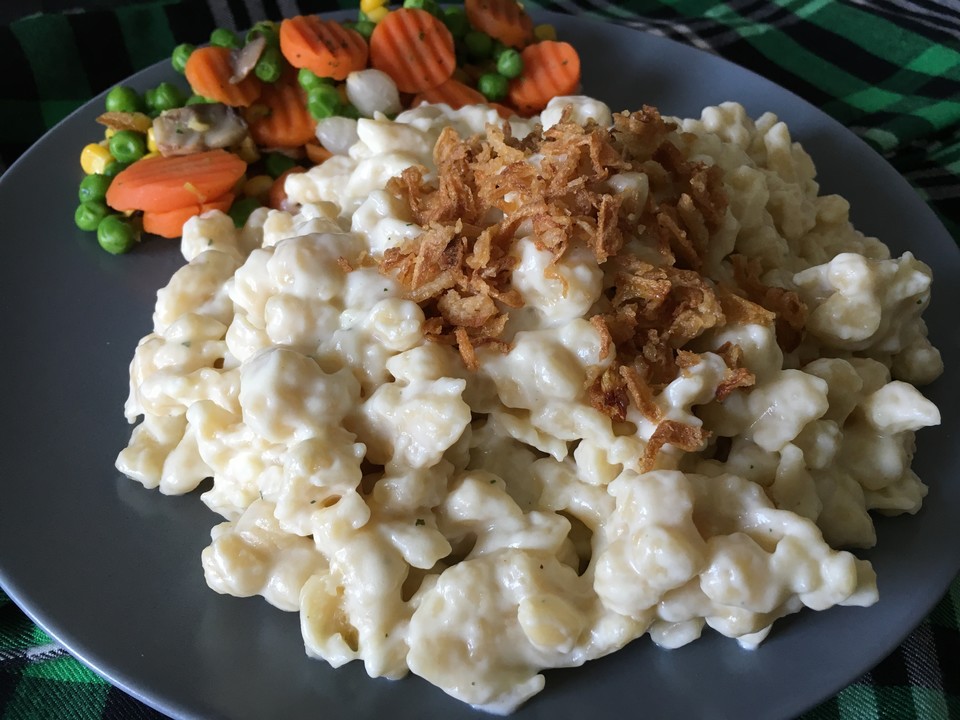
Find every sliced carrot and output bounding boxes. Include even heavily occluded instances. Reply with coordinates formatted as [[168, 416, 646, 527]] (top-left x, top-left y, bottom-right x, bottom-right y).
[[488, 102, 515, 119], [279, 15, 368, 81], [244, 79, 316, 148], [464, 0, 534, 49], [142, 193, 235, 238], [268, 166, 307, 211], [413, 77, 485, 110], [106, 150, 248, 213], [369, 8, 456, 94], [507, 41, 581, 116], [304, 142, 333, 165], [184, 45, 262, 107]]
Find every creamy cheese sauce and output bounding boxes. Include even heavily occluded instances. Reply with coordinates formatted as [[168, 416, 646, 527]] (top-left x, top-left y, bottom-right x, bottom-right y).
[[117, 96, 942, 714]]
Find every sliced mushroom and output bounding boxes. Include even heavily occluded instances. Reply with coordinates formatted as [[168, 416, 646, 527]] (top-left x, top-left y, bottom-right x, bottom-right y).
[[229, 35, 267, 84], [152, 104, 249, 156]]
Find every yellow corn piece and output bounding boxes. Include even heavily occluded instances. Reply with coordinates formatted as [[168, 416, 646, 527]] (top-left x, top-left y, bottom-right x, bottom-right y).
[[533, 24, 557, 41], [366, 5, 389, 23], [141, 151, 160, 161], [146, 127, 159, 154], [360, 0, 386, 14], [104, 128, 117, 140], [80, 143, 113, 174], [235, 135, 260, 164], [243, 174, 274, 200]]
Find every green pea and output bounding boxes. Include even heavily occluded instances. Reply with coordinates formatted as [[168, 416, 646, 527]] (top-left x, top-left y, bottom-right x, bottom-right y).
[[254, 46, 283, 83], [108, 130, 147, 164], [264, 152, 298, 179], [97, 215, 137, 254], [146, 81, 187, 114], [477, 73, 508, 102], [340, 103, 361, 120], [298, 68, 331, 91], [75, 200, 111, 232], [105, 86, 144, 113], [464, 31, 493, 60], [185, 94, 215, 105], [496, 48, 523, 79], [307, 84, 341, 119], [229, 197, 262, 228], [171, 43, 195, 74], [442, 7, 469, 38], [246, 21, 279, 46], [103, 160, 130, 178], [403, 0, 440, 15], [210, 27, 241, 49], [78, 173, 112, 204], [354, 20, 376, 39]]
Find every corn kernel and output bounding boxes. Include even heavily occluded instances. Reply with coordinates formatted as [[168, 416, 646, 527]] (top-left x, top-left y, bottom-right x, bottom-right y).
[[146, 127, 159, 154], [243, 174, 274, 200], [533, 24, 557, 41], [360, 0, 386, 14], [235, 136, 260, 164], [104, 128, 117, 140], [80, 143, 113, 174], [141, 151, 160, 161], [366, 5, 389, 23]]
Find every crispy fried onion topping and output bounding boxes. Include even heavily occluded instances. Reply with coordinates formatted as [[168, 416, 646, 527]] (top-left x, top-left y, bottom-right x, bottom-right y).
[[376, 105, 806, 466]]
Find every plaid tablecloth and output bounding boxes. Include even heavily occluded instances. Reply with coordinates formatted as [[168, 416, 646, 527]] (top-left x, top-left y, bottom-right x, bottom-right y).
[[1, 0, 958, 718]]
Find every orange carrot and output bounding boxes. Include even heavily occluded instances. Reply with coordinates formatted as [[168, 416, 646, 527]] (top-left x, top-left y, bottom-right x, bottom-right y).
[[106, 150, 248, 213], [507, 41, 581, 116], [244, 79, 316, 148], [184, 45, 262, 107], [464, 0, 533, 49], [142, 193, 235, 238], [279, 15, 368, 81], [412, 77, 486, 110], [369, 8, 456, 94], [488, 102, 515, 119], [304, 142, 333, 165], [268, 166, 307, 210]]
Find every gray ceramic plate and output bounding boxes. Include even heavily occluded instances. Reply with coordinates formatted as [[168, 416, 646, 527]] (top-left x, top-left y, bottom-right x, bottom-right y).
[[1, 10, 957, 720]]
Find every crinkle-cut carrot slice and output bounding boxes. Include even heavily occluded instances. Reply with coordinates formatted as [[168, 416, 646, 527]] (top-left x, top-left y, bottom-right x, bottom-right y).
[[142, 193, 235, 238], [465, 0, 534, 49], [245, 79, 316, 149], [106, 149, 247, 213], [507, 40, 581, 116], [268, 166, 307, 211], [279, 15, 369, 81], [369, 8, 456, 94], [413, 77, 486, 109], [184, 45, 262, 107]]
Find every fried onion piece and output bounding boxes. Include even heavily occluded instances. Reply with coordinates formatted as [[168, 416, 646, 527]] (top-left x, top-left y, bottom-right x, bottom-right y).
[[642, 420, 710, 472], [376, 103, 744, 462], [96, 111, 153, 133], [730, 254, 808, 351], [713, 341, 756, 401]]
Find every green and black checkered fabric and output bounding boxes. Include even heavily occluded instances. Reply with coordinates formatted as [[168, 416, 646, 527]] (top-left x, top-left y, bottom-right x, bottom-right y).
[[1, 0, 958, 718]]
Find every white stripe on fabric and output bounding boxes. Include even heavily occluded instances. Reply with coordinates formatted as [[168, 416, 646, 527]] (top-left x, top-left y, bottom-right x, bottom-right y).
[[243, 0, 268, 23], [848, 0, 960, 42], [24, 642, 66, 661], [205, 0, 237, 30]]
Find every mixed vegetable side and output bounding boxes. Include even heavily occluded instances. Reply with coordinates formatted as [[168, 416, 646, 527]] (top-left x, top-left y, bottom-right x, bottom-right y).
[[75, 0, 583, 254]]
